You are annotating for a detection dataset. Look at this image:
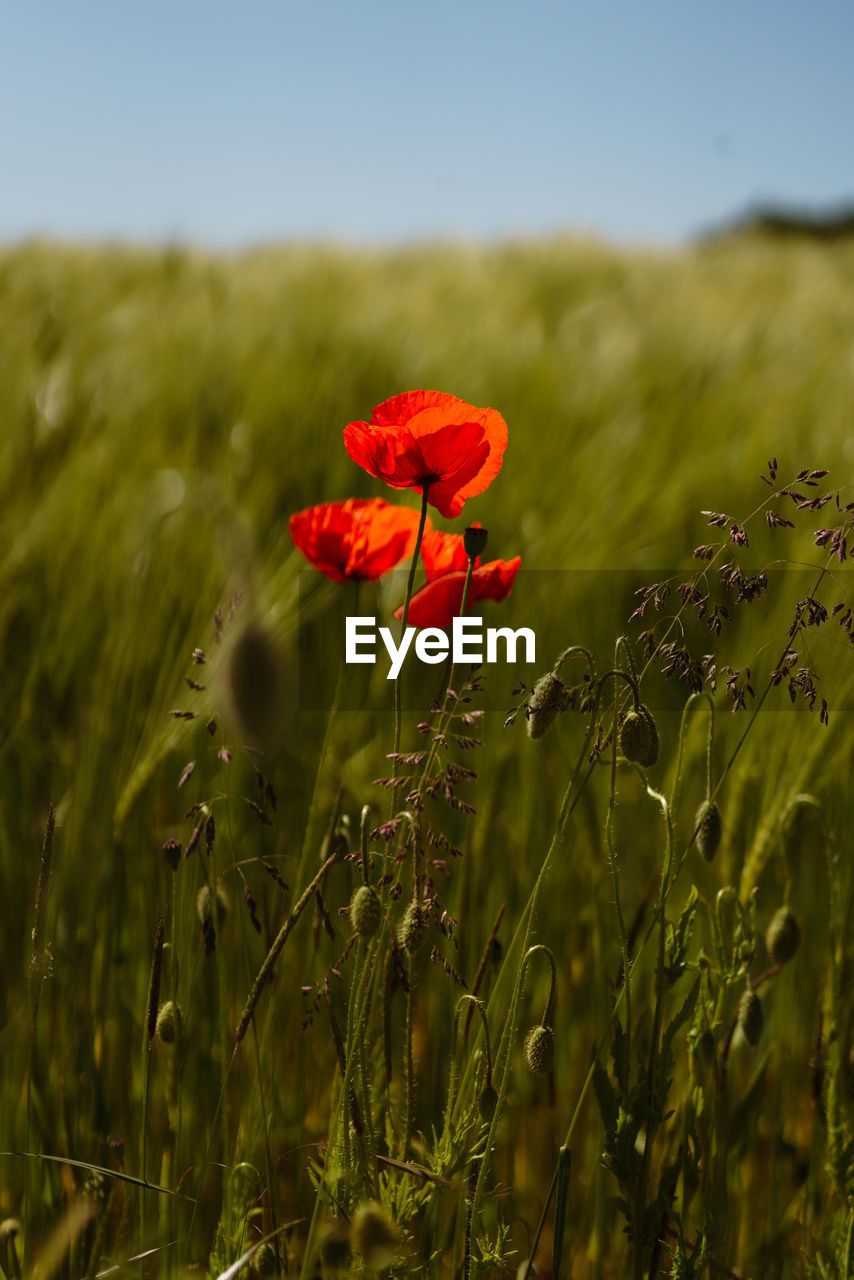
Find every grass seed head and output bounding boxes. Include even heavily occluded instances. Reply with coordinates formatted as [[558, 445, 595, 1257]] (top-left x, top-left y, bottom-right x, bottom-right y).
[[696, 800, 723, 863], [738, 990, 764, 1046], [350, 885, 382, 938], [155, 1000, 183, 1044], [524, 1025, 555, 1075], [526, 673, 564, 740], [399, 901, 428, 954], [766, 907, 801, 965], [351, 1201, 400, 1270], [619, 710, 652, 763], [636, 704, 660, 768]]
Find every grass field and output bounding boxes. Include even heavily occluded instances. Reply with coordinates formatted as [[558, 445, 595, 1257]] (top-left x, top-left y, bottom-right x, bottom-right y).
[[1, 232, 853, 1279]]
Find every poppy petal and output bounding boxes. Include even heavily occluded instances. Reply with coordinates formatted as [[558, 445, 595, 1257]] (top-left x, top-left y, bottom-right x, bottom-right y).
[[344, 390, 508, 517], [395, 556, 521, 630], [290, 498, 423, 582]]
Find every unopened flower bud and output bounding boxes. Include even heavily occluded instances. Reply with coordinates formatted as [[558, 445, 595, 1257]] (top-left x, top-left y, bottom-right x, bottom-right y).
[[478, 1084, 499, 1122], [696, 800, 722, 863], [350, 885, 382, 939], [738, 990, 763, 1046], [766, 907, 801, 965], [399, 901, 428, 954], [351, 1202, 400, 1270], [526, 673, 564, 740], [619, 710, 651, 763], [637, 705, 660, 768], [156, 1001, 183, 1044], [524, 1025, 555, 1075]]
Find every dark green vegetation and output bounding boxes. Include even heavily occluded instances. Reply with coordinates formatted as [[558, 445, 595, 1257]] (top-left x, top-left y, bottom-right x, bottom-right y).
[[1, 234, 853, 1278]]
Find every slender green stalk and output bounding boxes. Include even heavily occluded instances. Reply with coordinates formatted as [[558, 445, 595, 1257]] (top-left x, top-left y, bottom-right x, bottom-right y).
[[390, 486, 431, 810], [235, 843, 346, 1043]]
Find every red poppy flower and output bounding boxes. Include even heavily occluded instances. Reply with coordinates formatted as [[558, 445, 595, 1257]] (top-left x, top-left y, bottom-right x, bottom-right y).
[[420, 525, 482, 582], [394, 557, 521, 630], [289, 498, 424, 583], [343, 391, 508, 520]]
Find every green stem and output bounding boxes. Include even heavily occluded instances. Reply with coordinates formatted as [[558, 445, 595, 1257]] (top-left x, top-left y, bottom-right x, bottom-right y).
[[390, 487, 431, 810]]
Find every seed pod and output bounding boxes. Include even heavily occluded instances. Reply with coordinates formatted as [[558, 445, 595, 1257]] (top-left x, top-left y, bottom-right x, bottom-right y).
[[463, 525, 489, 559], [253, 1242, 278, 1276], [350, 885, 382, 939], [399, 901, 428, 954], [524, 1025, 555, 1075], [766, 907, 801, 966], [695, 800, 723, 863], [155, 1001, 183, 1044], [738, 990, 764, 1046], [636, 704, 660, 768], [526, 673, 564, 740], [478, 1084, 499, 1122], [696, 1028, 716, 1067], [619, 710, 651, 763], [351, 1202, 400, 1270]]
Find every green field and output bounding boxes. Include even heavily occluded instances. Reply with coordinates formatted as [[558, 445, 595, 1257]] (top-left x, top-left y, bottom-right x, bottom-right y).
[[1, 233, 853, 1279]]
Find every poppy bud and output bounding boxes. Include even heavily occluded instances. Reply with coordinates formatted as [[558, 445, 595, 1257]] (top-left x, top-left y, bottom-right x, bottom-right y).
[[319, 1220, 352, 1269], [695, 800, 723, 863], [695, 1028, 716, 1067], [526, 673, 564, 740], [636, 704, 660, 768], [464, 525, 489, 559], [478, 1084, 499, 1122], [766, 907, 801, 965], [619, 710, 651, 763], [738, 990, 763, 1046], [524, 1025, 555, 1075], [226, 622, 280, 748], [156, 1001, 183, 1044], [399, 901, 428, 954], [351, 1202, 400, 1270], [350, 885, 382, 939], [253, 1242, 277, 1276]]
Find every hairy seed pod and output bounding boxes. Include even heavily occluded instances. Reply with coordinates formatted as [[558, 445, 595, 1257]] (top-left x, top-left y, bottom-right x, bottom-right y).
[[766, 907, 801, 965], [226, 622, 280, 748], [399, 901, 428, 954], [696, 800, 723, 863], [253, 1242, 278, 1276], [155, 1001, 183, 1044], [350, 885, 382, 939], [619, 710, 652, 763], [738, 990, 764, 1046], [696, 1028, 716, 1067], [524, 1025, 555, 1075], [351, 1202, 400, 1270], [636, 704, 660, 768], [478, 1084, 499, 1122], [526, 673, 564, 740], [319, 1220, 352, 1269]]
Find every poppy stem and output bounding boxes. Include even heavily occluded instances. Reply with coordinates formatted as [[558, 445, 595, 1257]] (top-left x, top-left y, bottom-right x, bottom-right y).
[[390, 486, 430, 808]]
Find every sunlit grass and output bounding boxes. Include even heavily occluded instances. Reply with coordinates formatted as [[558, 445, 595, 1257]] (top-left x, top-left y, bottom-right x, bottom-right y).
[[0, 232, 852, 1277]]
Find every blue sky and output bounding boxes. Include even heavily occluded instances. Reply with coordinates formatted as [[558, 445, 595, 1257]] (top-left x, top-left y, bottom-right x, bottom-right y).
[[3, 0, 852, 247]]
